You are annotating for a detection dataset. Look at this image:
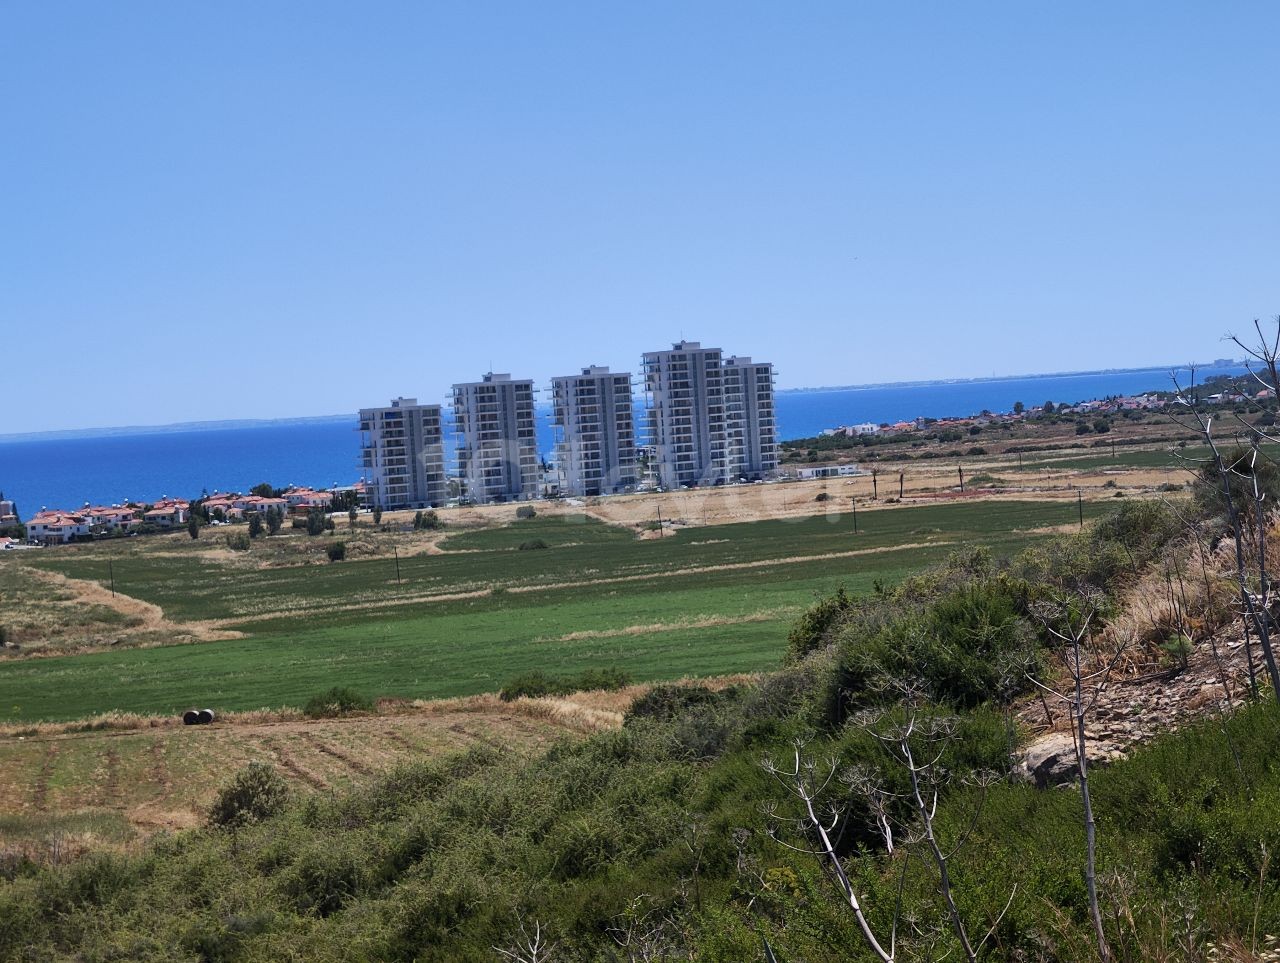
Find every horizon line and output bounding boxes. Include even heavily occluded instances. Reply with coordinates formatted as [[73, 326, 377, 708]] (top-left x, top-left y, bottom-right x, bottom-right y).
[[0, 358, 1247, 443]]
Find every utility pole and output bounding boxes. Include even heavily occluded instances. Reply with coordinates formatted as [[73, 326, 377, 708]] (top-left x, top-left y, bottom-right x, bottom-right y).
[[656, 505, 664, 536], [871, 470, 878, 500], [393, 546, 401, 586], [851, 497, 858, 534], [899, 471, 904, 500], [108, 559, 115, 598], [958, 465, 965, 493], [1078, 489, 1084, 529]]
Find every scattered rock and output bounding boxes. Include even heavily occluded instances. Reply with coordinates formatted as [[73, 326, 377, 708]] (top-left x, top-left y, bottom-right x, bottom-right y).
[[1017, 732, 1126, 789]]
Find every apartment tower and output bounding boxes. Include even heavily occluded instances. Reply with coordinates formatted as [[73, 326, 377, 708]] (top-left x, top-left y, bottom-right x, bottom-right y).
[[723, 356, 779, 480], [641, 341, 727, 488], [452, 373, 538, 503], [358, 397, 447, 510], [550, 366, 637, 496]]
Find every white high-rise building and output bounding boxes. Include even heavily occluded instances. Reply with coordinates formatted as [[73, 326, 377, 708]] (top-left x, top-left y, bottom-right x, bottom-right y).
[[723, 356, 778, 480], [551, 366, 637, 496], [358, 398, 447, 510], [452, 373, 538, 503], [642, 341, 728, 488]]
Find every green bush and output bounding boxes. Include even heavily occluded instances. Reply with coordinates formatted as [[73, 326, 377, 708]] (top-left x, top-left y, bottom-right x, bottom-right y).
[[326, 541, 346, 562], [302, 686, 373, 718], [498, 669, 559, 701], [208, 762, 290, 829], [280, 845, 364, 917], [786, 586, 853, 662], [500, 667, 633, 701], [833, 578, 1036, 713], [518, 538, 548, 550], [225, 532, 251, 552], [305, 507, 327, 536], [625, 683, 729, 723], [516, 505, 537, 519]]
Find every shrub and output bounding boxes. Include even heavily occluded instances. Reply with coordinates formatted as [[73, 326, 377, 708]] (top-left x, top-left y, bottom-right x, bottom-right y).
[[786, 586, 853, 662], [305, 507, 326, 536], [225, 532, 251, 552], [814, 491, 830, 502], [519, 538, 548, 551], [626, 684, 727, 723], [830, 577, 1037, 713], [499, 667, 632, 701], [516, 506, 537, 519], [303, 686, 373, 718], [326, 541, 346, 562], [499, 670, 559, 701], [573, 667, 631, 691], [281, 845, 363, 917], [208, 762, 290, 829]]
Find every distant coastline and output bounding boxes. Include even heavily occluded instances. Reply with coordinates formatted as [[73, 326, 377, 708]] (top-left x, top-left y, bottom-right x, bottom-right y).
[[0, 361, 1245, 444], [784, 360, 1245, 395], [0, 413, 354, 445]]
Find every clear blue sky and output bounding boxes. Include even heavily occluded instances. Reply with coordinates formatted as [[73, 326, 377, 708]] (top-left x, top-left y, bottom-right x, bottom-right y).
[[3, 2, 1277, 433]]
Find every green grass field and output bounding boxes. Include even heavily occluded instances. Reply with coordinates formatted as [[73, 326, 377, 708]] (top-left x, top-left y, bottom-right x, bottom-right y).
[[0, 499, 1107, 722], [1010, 447, 1191, 471], [1006, 443, 1279, 473]]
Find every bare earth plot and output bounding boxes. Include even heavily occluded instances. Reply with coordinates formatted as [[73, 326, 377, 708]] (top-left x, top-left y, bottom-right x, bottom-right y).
[[0, 695, 613, 858]]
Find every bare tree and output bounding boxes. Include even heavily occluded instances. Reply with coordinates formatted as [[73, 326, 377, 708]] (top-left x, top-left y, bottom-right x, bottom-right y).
[[607, 894, 685, 962], [1026, 591, 1127, 962], [495, 917, 555, 963], [761, 740, 897, 962], [761, 690, 1014, 963], [1169, 362, 1280, 702]]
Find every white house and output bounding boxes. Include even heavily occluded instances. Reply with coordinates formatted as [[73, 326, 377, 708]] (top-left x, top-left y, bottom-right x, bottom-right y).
[[796, 464, 866, 480], [25, 511, 91, 544]]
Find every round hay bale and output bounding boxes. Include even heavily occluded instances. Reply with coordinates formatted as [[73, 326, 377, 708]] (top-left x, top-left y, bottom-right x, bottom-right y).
[[197, 708, 215, 725], [182, 709, 201, 725]]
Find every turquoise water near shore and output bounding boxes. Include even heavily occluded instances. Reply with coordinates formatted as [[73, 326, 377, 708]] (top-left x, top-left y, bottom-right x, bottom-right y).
[[0, 364, 1246, 518]]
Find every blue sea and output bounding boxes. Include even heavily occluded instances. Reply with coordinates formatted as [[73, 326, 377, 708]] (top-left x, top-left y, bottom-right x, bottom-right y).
[[0, 364, 1248, 520]]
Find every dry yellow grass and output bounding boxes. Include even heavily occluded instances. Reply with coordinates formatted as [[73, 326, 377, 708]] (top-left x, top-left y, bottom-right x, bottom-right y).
[[0, 674, 763, 856]]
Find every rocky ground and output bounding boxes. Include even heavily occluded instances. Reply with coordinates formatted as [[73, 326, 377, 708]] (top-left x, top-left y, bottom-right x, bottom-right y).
[[1017, 623, 1258, 787]]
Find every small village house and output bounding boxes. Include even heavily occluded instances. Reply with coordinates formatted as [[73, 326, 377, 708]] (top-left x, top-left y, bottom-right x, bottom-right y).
[[25, 510, 91, 544], [142, 498, 189, 528]]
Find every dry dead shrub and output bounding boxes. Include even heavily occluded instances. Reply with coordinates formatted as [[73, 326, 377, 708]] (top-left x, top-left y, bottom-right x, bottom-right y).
[[1100, 539, 1238, 663]]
